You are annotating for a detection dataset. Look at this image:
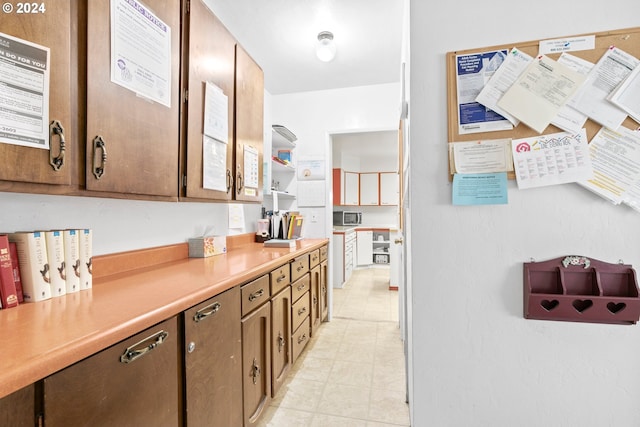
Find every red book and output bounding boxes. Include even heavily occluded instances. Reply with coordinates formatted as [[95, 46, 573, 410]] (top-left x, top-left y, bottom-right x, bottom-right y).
[[0, 235, 19, 308], [9, 242, 24, 303]]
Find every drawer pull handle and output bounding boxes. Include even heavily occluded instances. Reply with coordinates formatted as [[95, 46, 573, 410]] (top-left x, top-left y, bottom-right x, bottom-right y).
[[248, 288, 264, 301], [297, 333, 307, 344], [251, 358, 261, 384], [226, 169, 233, 194], [298, 306, 307, 316], [49, 120, 66, 171], [297, 283, 306, 291], [193, 301, 221, 322], [296, 264, 304, 272], [120, 330, 168, 364], [277, 332, 285, 352], [276, 274, 286, 283]]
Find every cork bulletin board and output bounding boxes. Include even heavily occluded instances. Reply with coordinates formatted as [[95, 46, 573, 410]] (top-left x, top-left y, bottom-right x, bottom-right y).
[[445, 27, 640, 180]]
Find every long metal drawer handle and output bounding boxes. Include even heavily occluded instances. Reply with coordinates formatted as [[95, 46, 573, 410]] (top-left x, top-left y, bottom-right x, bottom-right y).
[[120, 330, 169, 364], [248, 288, 264, 301], [92, 135, 107, 179], [276, 274, 286, 283], [297, 333, 307, 344], [49, 120, 66, 171], [193, 301, 221, 322], [298, 306, 307, 316]]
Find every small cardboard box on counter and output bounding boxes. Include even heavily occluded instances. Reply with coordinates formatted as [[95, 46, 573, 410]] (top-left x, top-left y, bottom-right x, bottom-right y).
[[188, 236, 227, 258]]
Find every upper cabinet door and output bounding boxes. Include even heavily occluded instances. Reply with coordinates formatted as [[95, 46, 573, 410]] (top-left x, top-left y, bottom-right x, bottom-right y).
[[380, 172, 399, 205], [180, 0, 235, 201], [343, 171, 359, 205], [85, 0, 180, 199], [0, 2, 73, 189], [359, 172, 379, 205], [234, 45, 263, 202]]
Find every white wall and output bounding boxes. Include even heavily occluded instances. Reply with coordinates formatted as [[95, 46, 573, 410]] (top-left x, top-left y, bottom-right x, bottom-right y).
[[410, 2, 640, 426], [271, 83, 401, 239]]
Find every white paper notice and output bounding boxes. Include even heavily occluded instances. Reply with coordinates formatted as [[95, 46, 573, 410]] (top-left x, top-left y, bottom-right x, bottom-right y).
[[204, 82, 228, 143], [297, 159, 326, 180], [455, 49, 513, 134], [297, 181, 326, 207], [498, 55, 586, 134], [551, 53, 594, 134], [511, 129, 592, 189], [570, 47, 639, 130], [539, 35, 595, 55], [578, 126, 640, 204], [475, 48, 533, 126], [228, 204, 245, 229], [110, 0, 172, 107], [203, 135, 227, 192], [244, 145, 259, 189], [0, 32, 50, 149], [607, 64, 640, 125], [450, 139, 513, 174]]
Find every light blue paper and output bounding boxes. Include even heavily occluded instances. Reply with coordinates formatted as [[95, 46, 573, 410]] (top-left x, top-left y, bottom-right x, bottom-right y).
[[452, 172, 508, 205]]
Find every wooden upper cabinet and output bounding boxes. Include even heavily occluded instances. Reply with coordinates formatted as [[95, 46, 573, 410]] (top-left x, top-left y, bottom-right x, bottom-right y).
[[234, 45, 264, 202], [0, 2, 74, 190], [85, 0, 181, 199], [180, 0, 235, 201]]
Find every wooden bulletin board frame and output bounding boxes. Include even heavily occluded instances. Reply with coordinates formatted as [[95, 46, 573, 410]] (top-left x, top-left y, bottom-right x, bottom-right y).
[[446, 27, 640, 180]]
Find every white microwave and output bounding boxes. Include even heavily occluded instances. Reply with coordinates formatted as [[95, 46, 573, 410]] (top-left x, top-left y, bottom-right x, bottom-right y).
[[333, 211, 362, 226]]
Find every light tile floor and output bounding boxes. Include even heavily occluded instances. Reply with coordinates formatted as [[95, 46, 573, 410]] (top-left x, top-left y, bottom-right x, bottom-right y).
[[257, 267, 410, 427]]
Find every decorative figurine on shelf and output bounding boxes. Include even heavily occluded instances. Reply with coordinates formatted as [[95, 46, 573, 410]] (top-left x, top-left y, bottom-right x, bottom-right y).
[[562, 255, 591, 269]]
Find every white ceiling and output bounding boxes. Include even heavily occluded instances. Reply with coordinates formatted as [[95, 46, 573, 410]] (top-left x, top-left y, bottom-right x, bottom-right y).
[[204, 0, 405, 95]]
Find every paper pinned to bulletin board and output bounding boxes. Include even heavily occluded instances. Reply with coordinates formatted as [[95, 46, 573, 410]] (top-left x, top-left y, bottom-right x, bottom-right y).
[[297, 159, 325, 180]]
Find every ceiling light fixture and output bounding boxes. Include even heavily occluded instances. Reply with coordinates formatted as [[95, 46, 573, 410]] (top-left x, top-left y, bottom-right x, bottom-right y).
[[316, 31, 336, 62]]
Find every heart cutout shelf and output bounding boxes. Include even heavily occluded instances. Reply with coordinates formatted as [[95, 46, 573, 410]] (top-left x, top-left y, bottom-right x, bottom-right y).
[[524, 256, 640, 325]]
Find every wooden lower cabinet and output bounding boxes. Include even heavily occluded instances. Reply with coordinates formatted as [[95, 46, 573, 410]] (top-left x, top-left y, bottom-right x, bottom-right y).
[[310, 264, 322, 336], [270, 286, 292, 397], [0, 384, 35, 427], [184, 286, 242, 427], [320, 260, 329, 321], [241, 301, 271, 427], [43, 317, 179, 427]]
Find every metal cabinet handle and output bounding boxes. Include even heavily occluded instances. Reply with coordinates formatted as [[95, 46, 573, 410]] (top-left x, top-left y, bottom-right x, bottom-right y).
[[297, 283, 306, 291], [276, 274, 286, 283], [251, 358, 261, 384], [193, 301, 221, 323], [248, 288, 264, 301], [236, 169, 243, 195], [298, 306, 307, 316], [49, 120, 66, 171], [296, 264, 304, 272], [297, 333, 307, 344], [226, 169, 233, 194], [120, 330, 168, 364], [92, 135, 107, 179], [277, 332, 285, 353]]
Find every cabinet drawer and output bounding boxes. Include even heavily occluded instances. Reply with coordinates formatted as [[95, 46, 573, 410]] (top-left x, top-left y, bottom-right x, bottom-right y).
[[309, 249, 320, 268], [241, 274, 270, 317], [319, 245, 328, 262], [291, 274, 310, 303], [44, 317, 179, 427], [290, 254, 309, 282], [270, 264, 291, 295], [291, 317, 310, 364], [292, 291, 310, 332]]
